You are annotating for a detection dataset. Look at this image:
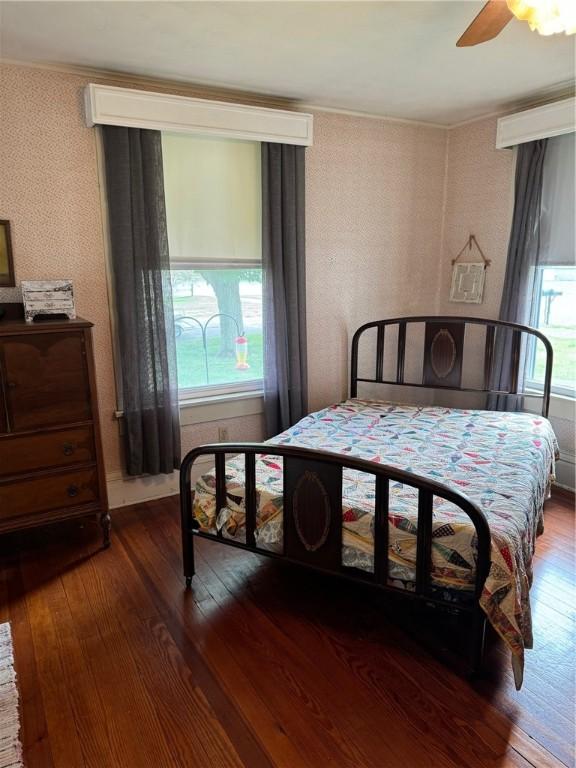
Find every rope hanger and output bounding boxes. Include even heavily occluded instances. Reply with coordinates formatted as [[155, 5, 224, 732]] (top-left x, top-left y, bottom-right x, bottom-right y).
[[451, 234, 491, 269]]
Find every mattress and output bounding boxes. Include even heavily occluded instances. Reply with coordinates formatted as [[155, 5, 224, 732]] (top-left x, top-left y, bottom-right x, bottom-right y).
[[193, 399, 558, 686]]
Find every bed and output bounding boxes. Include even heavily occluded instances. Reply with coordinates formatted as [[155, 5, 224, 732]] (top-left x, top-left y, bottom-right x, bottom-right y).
[[180, 316, 556, 688]]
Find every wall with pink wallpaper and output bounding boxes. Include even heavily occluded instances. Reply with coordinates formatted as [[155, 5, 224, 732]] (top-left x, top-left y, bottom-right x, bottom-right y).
[[440, 117, 516, 317], [0, 64, 123, 471], [306, 111, 446, 409], [0, 63, 448, 484], [434, 116, 516, 401], [1, 63, 572, 493], [440, 116, 574, 487], [0, 62, 268, 480]]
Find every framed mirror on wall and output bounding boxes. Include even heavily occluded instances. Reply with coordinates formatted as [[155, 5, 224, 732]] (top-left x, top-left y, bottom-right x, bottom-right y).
[[0, 220, 15, 287]]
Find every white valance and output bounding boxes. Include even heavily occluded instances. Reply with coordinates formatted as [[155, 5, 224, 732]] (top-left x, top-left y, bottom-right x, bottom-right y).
[[496, 97, 575, 149], [85, 84, 313, 146]]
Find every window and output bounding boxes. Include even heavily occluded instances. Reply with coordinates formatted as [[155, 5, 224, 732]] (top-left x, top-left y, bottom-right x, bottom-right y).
[[527, 132, 575, 399], [528, 266, 576, 397], [162, 133, 263, 398]]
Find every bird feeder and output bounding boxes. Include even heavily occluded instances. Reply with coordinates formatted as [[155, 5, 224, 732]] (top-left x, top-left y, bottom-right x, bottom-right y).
[[235, 334, 250, 369]]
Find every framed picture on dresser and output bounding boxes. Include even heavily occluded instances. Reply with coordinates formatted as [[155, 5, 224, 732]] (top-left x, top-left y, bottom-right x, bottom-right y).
[[0, 220, 15, 287]]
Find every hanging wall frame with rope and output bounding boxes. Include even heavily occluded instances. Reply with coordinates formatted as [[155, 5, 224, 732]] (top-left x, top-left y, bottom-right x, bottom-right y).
[[449, 235, 491, 304]]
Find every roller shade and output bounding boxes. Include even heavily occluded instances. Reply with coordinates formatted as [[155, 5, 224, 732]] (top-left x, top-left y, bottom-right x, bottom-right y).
[[540, 132, 575, 267], [162, 133, 261, 267]]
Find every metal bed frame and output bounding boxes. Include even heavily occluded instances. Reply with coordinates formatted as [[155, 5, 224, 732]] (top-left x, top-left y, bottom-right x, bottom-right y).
[[180, 316, 553, 673]]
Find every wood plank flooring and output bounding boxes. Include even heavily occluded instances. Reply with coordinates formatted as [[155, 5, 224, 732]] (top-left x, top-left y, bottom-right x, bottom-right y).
[[0, 493, 573, 768]]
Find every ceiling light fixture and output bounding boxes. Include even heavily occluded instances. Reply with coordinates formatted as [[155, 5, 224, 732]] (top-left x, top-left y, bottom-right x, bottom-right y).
[[506, 0, 576, 36]]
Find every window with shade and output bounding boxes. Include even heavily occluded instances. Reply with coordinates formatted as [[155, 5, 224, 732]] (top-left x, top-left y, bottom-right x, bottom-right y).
[[526, 133, 576, 398], [162, 133, 263, 397]]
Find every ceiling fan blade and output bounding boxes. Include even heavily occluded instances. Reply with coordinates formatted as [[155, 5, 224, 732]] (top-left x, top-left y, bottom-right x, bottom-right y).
[[457, 0, 514, 47]]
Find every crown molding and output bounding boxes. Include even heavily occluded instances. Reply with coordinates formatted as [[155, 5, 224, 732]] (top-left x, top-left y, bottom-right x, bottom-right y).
[[448, 80, 576, 131], [0, 57, 295, 111], [2, 57, 446, 129], [2, 57, 574, 133], [297, 103, 447, 130]]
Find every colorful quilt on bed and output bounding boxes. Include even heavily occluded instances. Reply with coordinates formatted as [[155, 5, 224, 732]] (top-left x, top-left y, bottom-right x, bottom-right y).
[[193, 399, 558, 688]]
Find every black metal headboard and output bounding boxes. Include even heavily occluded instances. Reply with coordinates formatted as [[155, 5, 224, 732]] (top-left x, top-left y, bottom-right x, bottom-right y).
[[350, 316, 553, 417]]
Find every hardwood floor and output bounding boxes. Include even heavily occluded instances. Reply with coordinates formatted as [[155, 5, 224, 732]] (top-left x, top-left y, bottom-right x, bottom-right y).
[[0, 493, 573, 768]]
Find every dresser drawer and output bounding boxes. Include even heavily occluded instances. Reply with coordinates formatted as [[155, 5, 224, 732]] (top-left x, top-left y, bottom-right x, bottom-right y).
[[0, 426, 95, 477], [0, 468, 99, 522]]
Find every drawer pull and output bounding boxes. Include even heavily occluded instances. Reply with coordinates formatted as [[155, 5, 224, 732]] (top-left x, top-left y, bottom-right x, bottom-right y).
[[67, 484, 79, 498], [6, 381, 17, 389], [62, 442, 75, 456]]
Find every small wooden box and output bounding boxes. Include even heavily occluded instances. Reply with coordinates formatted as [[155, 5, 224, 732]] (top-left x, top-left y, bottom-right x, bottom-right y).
[[21, 280, 76, 322]]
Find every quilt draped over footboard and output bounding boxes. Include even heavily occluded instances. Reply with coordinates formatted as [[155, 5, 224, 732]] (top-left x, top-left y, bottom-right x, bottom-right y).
[[193, 399, 558, 688]]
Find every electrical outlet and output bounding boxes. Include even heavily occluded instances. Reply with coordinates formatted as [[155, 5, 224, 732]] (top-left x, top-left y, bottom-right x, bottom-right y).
[[218, 427, 229, 442]]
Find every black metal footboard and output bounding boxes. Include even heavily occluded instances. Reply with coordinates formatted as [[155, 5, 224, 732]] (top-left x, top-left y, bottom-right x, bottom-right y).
[[179, 443, 492, 672]]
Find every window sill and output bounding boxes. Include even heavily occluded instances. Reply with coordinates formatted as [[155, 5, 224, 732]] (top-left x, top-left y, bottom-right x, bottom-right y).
[[524, 390, 575, 421], [548, 393, 575, 421], [179, 389, 264, 426]]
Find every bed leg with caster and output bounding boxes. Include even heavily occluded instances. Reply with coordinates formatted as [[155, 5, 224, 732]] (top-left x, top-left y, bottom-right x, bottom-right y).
[[183, 549, 195, 588], [470, 608, 487, 675], [182, 522, 195, 589], [100, 511, 111, 549], [183, 534, 195, 589], [180, 463, 196, 589]]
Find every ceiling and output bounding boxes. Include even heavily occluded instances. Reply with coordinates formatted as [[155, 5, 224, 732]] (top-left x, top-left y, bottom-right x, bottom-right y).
[[1, 1, 574, 125]]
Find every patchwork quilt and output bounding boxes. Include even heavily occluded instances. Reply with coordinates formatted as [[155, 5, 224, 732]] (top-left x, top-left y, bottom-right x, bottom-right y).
[[193, 399, 558, 687]]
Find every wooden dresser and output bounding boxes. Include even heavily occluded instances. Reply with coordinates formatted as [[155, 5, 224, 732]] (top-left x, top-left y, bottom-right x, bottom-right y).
[[0, 315, 110, 544]]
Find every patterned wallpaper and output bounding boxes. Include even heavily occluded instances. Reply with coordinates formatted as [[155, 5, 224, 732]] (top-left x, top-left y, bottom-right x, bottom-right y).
[[439, 116, 573, 475], [0, 64, 122, 471], [1, 63, 572, 485], [440, 116, 516, 318], [0, 63, 276, 475], [306, 111, 447, 410], [0, 63, 450, 476]]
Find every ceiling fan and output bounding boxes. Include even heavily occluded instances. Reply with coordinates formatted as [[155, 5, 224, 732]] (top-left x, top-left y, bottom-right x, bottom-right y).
[[457, 0, 576, 47]]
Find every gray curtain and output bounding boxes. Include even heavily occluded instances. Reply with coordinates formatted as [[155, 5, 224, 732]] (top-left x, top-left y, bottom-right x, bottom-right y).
[[261, 143, 308, 437], [102, 126, 181, 475], [488, 139, 548, 412]]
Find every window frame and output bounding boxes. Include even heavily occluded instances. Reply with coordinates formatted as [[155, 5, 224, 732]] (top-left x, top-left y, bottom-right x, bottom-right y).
[[525, 264, 576, 399], [179, 380, 264, 402]]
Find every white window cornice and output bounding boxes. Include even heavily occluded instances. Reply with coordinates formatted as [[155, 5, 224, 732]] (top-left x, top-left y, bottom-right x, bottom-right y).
[[84, 83, 313, 146], [496, 97, 575, 149]]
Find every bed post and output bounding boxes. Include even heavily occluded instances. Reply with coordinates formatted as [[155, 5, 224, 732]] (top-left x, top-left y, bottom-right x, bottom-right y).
[[469, 506, 491, 675], [470, 606, 487, 674], [179, 451, 196, 588]]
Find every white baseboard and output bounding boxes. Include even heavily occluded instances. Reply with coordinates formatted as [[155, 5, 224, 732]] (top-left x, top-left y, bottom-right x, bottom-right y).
[[106, 455, 214, 509], [554, 450, 576, 493]]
